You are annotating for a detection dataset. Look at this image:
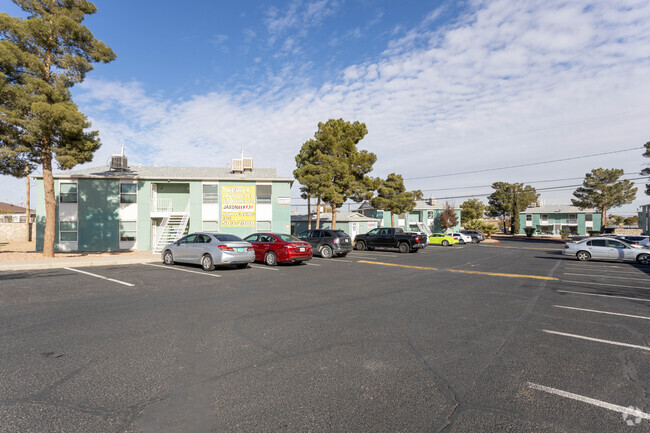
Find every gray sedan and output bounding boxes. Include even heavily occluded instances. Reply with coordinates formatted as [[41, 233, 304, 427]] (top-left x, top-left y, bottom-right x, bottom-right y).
[[562, 236, 649, 263], [161, 232, 255, 271]]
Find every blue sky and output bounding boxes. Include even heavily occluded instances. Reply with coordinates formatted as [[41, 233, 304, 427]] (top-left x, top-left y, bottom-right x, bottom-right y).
[[1, 0, 649, 215]]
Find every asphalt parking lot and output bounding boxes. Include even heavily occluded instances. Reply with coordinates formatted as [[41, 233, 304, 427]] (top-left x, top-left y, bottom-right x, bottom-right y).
[[0, 239, 648, 432]]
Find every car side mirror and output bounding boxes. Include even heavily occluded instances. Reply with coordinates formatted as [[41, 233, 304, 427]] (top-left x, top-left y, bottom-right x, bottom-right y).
[[175, 241, 181, 246]]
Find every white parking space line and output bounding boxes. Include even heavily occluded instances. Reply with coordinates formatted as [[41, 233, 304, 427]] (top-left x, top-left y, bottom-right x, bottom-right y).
[[249, 264, 279, 271], [556, 290, 650, 302], [542, 329, 650, 351], [526, 382, 650, 421], [313, 258, 355, 263], [553, 305, 650, 320], [64, 267, 135, 287], [561, 280, 650, 290], [563, 266, 648, 276], [563, 272, 650, 282], [142, 263, 221, 277], [304, 262, 321, 266]]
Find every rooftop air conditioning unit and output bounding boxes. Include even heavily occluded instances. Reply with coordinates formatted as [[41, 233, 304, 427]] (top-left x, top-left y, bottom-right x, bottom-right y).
[[232, 158, 243, 173], [110, 155, 128, 171], [242, 157, 253, 171]]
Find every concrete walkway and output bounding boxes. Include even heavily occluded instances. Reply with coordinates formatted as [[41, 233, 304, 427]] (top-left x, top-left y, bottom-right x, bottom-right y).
[[0, 244, 160, 272]]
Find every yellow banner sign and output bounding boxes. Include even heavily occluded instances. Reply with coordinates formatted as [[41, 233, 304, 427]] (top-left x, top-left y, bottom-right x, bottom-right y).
[[221, 186, 256, 227]]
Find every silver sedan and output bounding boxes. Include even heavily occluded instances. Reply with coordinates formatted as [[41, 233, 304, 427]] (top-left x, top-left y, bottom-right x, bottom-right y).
[[562, 236, 649, 263], [161, 232, 255, 271]]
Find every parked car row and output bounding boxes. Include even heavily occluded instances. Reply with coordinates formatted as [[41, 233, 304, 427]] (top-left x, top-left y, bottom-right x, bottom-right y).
[[563, 236, 649, 263], [161, 227, 489, 271]]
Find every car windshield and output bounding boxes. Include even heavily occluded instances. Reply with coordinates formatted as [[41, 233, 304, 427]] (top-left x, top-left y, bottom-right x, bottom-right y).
[[278, 234, 301, 242], [214, 234, 243, 242]]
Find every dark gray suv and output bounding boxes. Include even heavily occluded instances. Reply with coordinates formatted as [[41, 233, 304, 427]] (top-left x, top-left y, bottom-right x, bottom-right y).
[[297, 229, 353, 258]]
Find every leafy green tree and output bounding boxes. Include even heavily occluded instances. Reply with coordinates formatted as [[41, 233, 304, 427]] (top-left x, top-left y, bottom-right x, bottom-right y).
[[608, 215, 625, 226], [572, 168, 637, 229], [370, 173, 422, 227], [460, 198, 485, 224], [464, 218, 498, 238], [624, 216, 638, 226], [302, 119, 376, 229], [487, 182, 539, 234], [438, 202, 458, 232], [0, 0, 116, 257], [642, 141, 650, 195]]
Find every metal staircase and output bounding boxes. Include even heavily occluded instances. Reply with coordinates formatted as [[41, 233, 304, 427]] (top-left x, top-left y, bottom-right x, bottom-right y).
[[153, 203, 190, 254]]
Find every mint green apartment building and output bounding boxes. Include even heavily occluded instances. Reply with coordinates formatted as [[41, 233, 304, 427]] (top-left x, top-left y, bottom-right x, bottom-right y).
[[33, 164, 294, 253], [518, 205, 601, 236], [357, 199, 461, 234]]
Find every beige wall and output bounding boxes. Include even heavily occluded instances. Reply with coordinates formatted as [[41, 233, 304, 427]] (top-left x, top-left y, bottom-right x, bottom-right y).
[[0, 223, 35, 242]]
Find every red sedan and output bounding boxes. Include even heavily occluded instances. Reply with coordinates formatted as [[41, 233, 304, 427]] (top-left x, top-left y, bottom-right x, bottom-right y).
[[243, 232, 312, 266]]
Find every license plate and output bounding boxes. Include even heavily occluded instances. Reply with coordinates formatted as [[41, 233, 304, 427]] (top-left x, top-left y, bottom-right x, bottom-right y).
[[237, 247, 246, 252], [300, 247, 305, 252]]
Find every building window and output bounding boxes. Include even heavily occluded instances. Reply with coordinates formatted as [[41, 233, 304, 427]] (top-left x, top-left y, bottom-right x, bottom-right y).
[[428, 211, 434, 219], [60, 182, 77, 203], [526, 215, 532, 221], [59, 221, 78, 242], [203, 184, 219, 204], [120, 183, 137, 203], [586, 213, 592, 222], [540, 214, 548, 224], [119, 221, 137, 241], [257, 185, 272, 204]]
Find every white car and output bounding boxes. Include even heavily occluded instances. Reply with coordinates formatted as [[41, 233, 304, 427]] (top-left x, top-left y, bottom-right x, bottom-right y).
[[447, 232, 472, 244], [562, 237, 649, 263]]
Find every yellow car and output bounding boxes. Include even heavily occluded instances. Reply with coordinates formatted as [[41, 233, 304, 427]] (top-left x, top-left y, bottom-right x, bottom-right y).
[[429, 233, 458, 246]]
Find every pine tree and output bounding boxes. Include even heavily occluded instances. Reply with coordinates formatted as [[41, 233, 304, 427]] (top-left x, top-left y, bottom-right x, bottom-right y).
[[370, 173, 422, 227], [0, 0, 116, 256], [295, 119, 376, 230], [641, 141, 650, 195], [572, 168, 637, 228]]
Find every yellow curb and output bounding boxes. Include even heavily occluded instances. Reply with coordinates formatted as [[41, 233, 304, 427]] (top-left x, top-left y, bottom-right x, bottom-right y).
[[356, 260, 558, 281]]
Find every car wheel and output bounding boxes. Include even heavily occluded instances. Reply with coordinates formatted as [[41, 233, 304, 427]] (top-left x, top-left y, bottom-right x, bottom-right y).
[[264, 251, 277, 266], [356, 241, 366, 251], [472, 238, 479, 244], [320, 245, 333, 258], [636, 253, 649, 264], [576, 251, 591, 261], [399, 242, 410, 253], [163, 250, 174, 265], [201, 254, 215, 271], [442, 240, 449, 247]]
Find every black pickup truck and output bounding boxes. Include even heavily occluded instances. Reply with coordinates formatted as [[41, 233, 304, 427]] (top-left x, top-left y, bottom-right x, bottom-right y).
[[354, 227, 427, 253]]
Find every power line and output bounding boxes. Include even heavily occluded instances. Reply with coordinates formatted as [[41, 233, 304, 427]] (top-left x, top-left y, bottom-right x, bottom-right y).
[[430, 176, 647, 201], [405, 147, 643, 181], [418, 171, 641, 192]]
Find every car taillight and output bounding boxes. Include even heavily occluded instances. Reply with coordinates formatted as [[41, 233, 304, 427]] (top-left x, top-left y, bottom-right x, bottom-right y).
[[218, 245, 233, 251], [247, 246, 254, 250], [415, 236, 419, 242], [564, 245, 569, 249]]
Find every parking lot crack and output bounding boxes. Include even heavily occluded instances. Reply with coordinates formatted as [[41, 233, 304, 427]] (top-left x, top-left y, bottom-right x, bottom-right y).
[[404, 337, 460, 432]]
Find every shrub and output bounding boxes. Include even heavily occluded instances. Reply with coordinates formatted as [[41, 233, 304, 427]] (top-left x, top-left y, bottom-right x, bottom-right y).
[[587, 230, 601, 237], [524, 227, 536, 237], [559, 228, 570, 239]]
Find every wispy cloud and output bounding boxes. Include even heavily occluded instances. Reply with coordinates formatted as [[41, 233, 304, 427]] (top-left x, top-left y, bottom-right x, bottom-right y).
[[71, 0, 650, 213]]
